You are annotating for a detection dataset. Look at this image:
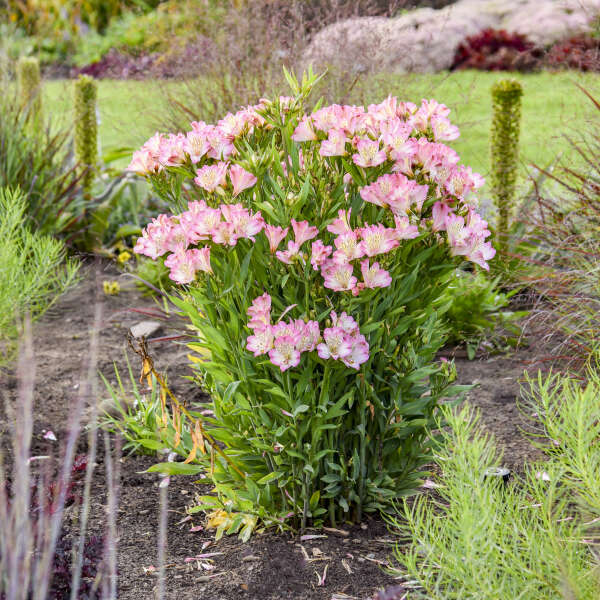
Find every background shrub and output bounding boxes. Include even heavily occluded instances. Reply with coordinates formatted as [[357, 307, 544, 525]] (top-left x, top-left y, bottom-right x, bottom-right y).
[[545, 35, 600, 72], [16, 56, 42, 119], [451, 28, 542, 72]]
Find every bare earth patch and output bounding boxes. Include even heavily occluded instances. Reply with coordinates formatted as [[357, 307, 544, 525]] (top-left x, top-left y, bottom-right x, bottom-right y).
[[0, 260, 543, 599]]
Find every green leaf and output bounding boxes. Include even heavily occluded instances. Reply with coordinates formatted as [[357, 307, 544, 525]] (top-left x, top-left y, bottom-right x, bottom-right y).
[[257, 471, 283, 485], [293, 404, 310, 417], [113, 223, 142, 240], [146, 462, 204, 476], [309, 490, 320, 510]]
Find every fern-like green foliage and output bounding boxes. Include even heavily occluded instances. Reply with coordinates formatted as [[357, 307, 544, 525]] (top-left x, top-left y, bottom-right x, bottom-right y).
[[17, 56, 42, 120], [390, 384, 600, 599], [73, 74, 98, 194], [0, 186, 79, 366], [490, 79, 523, 254]]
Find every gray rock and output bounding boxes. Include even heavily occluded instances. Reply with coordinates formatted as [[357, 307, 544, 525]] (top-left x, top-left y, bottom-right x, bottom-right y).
[[130, 320, 162, 339], [302, 0, 600, 73]]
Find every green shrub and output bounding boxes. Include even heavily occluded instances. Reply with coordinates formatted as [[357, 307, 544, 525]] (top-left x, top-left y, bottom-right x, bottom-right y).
[[116, 71, 492, 534], [0, 187, 79, 365], [390, 385, 600, 599], [490, 79, 523, 255], [444, 270, 525, 358]]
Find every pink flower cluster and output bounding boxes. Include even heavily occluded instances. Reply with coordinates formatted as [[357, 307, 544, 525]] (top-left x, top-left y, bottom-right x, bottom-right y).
[[127, 101, 267, 174], [245, 295, 369, 372], [432, 202, 495, 269], [290, 96, 494, 269], [263, 209, 417, 294], [291, 97, 460, 168], [316, 312, 369, 370], [134, 200, 264, 283]]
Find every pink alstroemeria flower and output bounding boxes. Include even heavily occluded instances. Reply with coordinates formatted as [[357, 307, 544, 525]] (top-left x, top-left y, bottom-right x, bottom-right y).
[[310, 240, 332, 271], [221, 204, 264, 240], [269, 336, 301, 372], [295, 320, 321, 353], [207, 128, 235, 160], [194, 246, 213, 275], [432, 202, 450, 232], [311, 105, 341, 132], [276, 240, 303, 265], [330, 311, 359, 336], [360, 260, 392, 290], [352, 139, 387, 168], [317, 327, 352, 361], [264, 225, 289, 253], [291, 219, 319, 247], [321, 261, 357, 292], [134, 214, 173, 259], [179, 206, 221, 240], [159, 133, 187, 167], [291, 116, 317, 142], [185, 122, 211, 163], [358, 224, 399, 257], [246, 326, 274, 356], [229, 164, 257, 197], [211, 221, 238, 246], [393, 216, 420, 240], [127, 148, 160, 175], [333, 232, 363, 263], [466, 240, 496, 271], [194, 162, 228, 192], [164, 224, 191, 253], [326, 209, 352, 236], [247, 293, 271, 331], [319, 129, 347, 157], [164, 248, 211, 285], [379, 118, 412, 150], [341, 336, 370, 369], [445, 212, 469, 249], [431, 116, 460, 142]]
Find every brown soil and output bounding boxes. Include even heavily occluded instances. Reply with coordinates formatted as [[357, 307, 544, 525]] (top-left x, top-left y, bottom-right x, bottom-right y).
[[0, 260, 545, 599]]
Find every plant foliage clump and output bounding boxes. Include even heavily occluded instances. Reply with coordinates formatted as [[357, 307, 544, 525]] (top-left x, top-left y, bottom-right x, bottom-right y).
[[389, 371, 600, 599], [0, 186, 79, 365], [546, 35, 600, 72], [118, 70, 492, 533], [0, 91, 82, 238]]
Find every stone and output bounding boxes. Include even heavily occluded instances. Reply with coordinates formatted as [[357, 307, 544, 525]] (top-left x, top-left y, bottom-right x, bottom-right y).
[[129, 320, 162, 339], [302, 0, 600, 73]]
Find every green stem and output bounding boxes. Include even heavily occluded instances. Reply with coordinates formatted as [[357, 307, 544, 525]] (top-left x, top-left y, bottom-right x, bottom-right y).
[[328, 425, 337, 528], [301, 472, 309, 532], [357, 381, 367, 522]]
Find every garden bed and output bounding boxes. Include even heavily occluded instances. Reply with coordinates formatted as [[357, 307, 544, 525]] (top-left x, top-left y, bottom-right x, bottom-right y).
[[0, 261, 544, 599]]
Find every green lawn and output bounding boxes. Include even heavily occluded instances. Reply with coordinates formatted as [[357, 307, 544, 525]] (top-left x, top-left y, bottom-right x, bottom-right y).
[[44, 70, 600, 182]]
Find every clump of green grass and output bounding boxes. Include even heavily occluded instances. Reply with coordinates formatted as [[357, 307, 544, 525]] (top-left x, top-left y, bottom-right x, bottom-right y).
[[0, 186, 79, 365], [389, 369, 600, 599]]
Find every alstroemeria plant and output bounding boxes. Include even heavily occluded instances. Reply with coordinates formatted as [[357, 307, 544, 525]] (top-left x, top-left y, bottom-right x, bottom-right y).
[[128, 70, 488, 533]]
